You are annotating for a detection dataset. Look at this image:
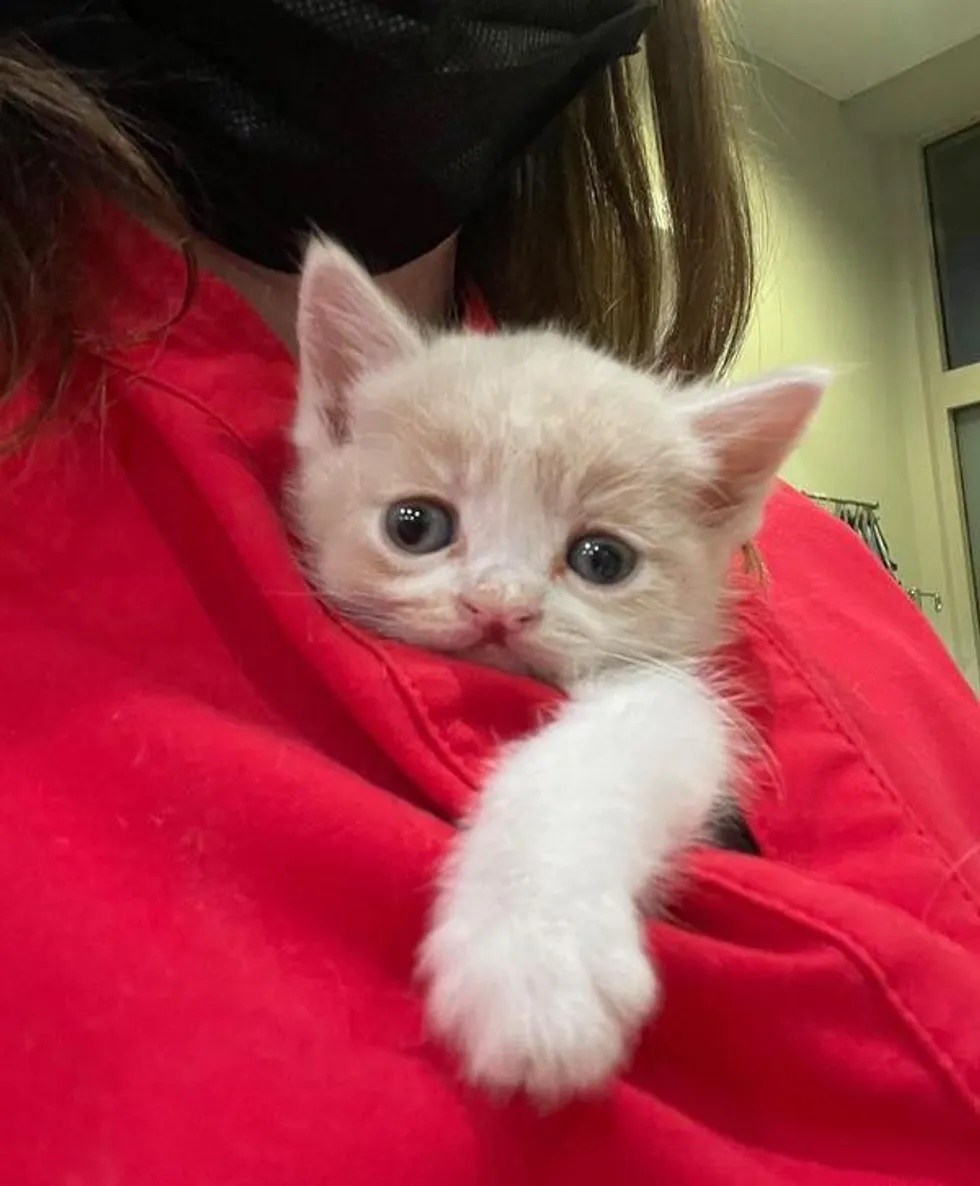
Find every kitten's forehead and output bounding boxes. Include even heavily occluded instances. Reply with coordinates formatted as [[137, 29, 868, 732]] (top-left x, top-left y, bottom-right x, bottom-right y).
[[357, 330, 696, 507]]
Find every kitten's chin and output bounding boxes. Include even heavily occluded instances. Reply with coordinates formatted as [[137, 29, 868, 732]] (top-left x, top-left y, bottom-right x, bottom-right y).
[[456, 643, 536, 679], [455, 641, 569, 687]]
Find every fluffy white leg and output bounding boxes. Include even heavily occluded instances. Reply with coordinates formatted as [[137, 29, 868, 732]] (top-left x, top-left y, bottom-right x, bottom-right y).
[[419, 663, 731, 1103]]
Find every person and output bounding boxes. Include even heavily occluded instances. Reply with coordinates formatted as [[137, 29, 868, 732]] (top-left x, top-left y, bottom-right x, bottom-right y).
[[1, 3, 979, 1183]]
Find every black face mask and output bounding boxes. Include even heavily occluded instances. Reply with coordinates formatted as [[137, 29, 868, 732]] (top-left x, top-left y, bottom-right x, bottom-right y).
[[7, 1, 653, 272]]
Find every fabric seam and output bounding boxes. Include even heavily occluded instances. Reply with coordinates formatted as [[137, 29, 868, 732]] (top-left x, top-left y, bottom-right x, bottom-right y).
[[699, 864, 980, 1124], [746, 609, 980, 922]]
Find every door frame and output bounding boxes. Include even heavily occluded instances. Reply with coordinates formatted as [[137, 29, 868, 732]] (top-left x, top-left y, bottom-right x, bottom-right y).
[[891, 123, 980, 687]]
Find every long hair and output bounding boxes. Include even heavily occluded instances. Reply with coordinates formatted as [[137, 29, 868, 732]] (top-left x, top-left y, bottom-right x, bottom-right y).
[[463, 1, 753, 379], [0, 40, 192, 449]]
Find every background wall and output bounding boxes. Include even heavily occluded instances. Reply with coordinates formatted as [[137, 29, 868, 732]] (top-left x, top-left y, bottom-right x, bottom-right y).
[[733, 59, 931, 599]]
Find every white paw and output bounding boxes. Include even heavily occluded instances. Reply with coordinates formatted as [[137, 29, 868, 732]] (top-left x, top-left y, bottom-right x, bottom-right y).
[[418, 889, 659, 1104]]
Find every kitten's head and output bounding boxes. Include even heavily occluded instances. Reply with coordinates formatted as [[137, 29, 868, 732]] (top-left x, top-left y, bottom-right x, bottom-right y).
[[290, 238, 826, 686]]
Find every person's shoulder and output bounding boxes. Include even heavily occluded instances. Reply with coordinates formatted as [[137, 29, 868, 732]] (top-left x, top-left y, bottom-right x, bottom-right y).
[[760, 481, 863, 561], [743, 481, 980, 930], [758, 481, 913, 618], [754, 479, 968, 695]]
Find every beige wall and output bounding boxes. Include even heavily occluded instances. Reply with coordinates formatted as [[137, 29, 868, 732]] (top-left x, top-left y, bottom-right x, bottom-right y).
[[734, 60, 927, 592], [846, 34, 980, 140]]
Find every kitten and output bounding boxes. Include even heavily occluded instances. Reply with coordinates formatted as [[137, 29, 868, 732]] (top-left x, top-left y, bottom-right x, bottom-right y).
[[289, 237, 826, 1103]]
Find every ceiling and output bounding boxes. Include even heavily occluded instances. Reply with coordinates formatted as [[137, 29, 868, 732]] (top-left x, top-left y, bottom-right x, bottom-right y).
[[731, 0, 980, 100]]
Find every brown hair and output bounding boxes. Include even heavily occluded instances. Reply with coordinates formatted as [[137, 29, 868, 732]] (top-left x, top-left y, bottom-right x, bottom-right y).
[[0, 2, 753, 449], [462, 1, 753, 376], [0, 39, 190, 448]]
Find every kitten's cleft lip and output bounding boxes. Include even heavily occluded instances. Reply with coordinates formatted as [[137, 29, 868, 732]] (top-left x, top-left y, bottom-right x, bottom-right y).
[[478, 621, 509, 646], [451, 620, 512, 651]]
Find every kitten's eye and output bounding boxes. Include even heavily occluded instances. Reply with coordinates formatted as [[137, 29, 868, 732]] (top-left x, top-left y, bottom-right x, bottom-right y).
[[566, 533, 637, 586], [384, 499, 456, 554]]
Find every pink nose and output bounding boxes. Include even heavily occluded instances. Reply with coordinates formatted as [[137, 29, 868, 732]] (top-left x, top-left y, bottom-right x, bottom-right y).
[[459, 594, 541, 635]]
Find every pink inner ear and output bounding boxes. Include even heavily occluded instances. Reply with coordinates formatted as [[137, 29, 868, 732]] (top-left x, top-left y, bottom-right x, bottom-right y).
[[296, 239, 423, 446], [690, 372, 826, 525], [696, 473, 743, 518]]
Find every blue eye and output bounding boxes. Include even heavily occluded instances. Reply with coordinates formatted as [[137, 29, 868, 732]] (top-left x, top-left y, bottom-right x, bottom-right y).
[[566, 534, 637, 586], [384, 499, 456, 554]]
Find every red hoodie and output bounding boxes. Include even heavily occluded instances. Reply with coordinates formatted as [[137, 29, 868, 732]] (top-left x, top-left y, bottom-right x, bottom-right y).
[[1, 215, 979, 1185]]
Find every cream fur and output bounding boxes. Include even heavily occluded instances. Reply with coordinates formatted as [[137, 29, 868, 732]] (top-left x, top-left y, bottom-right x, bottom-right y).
[[289, 237, 826, 1101]]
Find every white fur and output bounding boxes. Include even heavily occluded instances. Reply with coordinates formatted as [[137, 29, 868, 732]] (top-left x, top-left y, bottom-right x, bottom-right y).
[[288, 237, 827, 1102], [419, 664, 729, 1100]]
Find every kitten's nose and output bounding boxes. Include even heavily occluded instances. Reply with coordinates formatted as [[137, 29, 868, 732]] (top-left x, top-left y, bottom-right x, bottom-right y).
[[459, 591, 541, 635]]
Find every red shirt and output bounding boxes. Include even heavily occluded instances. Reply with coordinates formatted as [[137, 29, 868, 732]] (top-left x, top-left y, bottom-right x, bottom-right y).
[[2, 216, 979, 1185]]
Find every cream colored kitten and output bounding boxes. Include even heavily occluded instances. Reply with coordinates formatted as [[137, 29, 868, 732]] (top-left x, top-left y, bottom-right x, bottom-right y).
[[289, 238, 826, 1103]]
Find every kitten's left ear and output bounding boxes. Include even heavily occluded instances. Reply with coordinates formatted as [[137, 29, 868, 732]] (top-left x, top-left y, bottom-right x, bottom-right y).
[[294, 236, 423, 449], [684, 367, 829, 543]]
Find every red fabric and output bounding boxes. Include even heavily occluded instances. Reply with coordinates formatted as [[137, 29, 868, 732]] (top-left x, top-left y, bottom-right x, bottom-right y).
[[2, 218, 979, 1186]]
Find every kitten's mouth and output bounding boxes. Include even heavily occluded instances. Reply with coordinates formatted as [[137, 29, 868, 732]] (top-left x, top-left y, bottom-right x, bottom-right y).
[[455, 627, 548, 680], [441, 617, 550, 679], [477, 621, 509, 646]]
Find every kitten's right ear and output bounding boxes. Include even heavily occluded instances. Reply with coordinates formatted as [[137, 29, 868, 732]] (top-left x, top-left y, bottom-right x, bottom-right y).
[[293, 236, 422, 449], [683, 367, 829, 544]]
